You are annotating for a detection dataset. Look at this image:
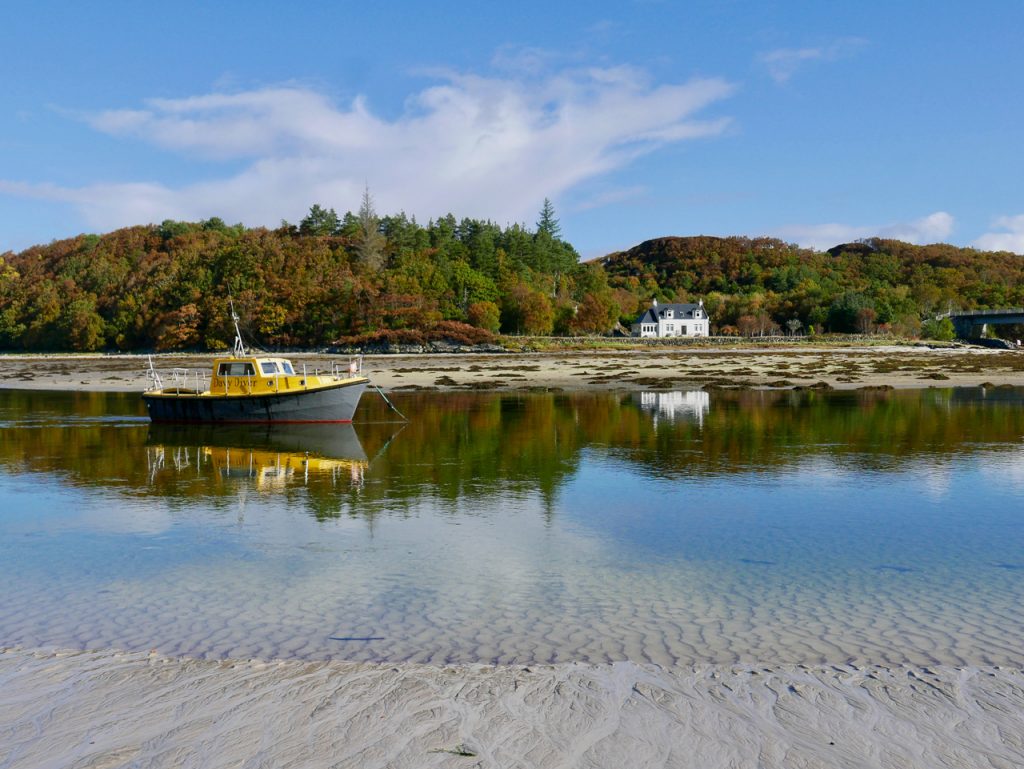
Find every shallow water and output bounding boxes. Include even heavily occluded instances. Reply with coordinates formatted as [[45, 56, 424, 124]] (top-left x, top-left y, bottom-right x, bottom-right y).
[[1, 387, 1023, 666]]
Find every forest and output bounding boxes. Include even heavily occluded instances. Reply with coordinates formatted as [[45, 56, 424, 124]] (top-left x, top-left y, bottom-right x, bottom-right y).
[[1, 194, 1023, 351], [598, 236, 1024, 340]]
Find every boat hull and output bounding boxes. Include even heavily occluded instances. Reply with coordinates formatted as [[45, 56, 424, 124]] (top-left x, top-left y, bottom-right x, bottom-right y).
[[143, 379, 368, 424]]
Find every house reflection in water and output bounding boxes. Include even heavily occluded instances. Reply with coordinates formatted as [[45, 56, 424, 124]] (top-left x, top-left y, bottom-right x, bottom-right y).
[[635, 390, 710, 428]]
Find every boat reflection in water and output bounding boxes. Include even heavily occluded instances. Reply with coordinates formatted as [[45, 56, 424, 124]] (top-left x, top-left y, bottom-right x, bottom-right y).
[[145, 423, 370, 492], [634, 390, 710, 427]]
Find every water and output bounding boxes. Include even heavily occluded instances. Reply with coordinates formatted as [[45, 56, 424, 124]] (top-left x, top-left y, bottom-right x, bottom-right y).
[[1, 387, 1023, 666]]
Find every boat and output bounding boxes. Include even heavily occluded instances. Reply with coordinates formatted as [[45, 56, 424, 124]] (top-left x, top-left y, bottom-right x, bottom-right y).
[[142, 305, 369, 424]]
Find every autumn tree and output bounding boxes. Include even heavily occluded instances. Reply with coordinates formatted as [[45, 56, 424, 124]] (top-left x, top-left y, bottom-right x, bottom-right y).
[[467, 300, 501, 332]]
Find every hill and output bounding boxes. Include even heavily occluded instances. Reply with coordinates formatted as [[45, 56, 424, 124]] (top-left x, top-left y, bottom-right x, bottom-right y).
[[2, 220, 1022, 351], [596, 235, 1024, 336], [0, 208, 617, 352]]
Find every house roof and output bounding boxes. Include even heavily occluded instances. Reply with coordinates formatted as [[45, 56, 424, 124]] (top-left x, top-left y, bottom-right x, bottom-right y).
[[633, 303, 705, 325]]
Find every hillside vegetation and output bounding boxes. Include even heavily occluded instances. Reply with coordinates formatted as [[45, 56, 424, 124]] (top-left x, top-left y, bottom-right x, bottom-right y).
[[1, 203, 1022, 351], [598, 236, 1024, 338], [0, 200, 624, 351]]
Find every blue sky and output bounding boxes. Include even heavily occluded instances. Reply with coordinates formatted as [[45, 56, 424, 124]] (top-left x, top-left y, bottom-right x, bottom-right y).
[[2, 1, 1023, 257]]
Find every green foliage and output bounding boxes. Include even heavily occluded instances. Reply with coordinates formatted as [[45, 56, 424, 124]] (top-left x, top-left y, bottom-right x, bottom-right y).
[[536, 198, 561, 238], [827, 292, 875, 333], [299, 204, 341, 236], [921, 317, 955, 341]]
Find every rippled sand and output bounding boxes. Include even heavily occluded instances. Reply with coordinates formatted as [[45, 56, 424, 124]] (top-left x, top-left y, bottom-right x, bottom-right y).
[[4, 490, 1023, 668], [2, 647, 1022, 768]]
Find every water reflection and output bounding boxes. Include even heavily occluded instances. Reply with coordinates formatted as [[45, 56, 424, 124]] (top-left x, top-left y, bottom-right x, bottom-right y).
[[145, 424, 369, 492], [635, 390, 710, 427], [3, 387, 1024, 517]]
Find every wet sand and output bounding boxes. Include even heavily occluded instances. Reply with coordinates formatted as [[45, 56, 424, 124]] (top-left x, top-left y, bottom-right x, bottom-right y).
[[1, 344, 1024, 392], [2, 647, 1022, 769]]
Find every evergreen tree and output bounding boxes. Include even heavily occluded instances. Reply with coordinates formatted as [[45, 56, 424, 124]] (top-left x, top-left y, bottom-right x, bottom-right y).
[[299, 204, 341, 236], [536, 198, 561, 238]]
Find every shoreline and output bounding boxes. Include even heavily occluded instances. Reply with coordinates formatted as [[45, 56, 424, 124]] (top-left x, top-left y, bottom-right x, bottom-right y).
[[3, 646, 1022, 768], [1, 345, 1023, 393]]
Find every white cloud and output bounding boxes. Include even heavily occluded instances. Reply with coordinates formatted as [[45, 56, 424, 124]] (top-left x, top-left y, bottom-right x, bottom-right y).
[[776, 211, 954, 251], [973, 214, 1024, 254], [1, 66, 734, 232], [759, 37, 868, 83]]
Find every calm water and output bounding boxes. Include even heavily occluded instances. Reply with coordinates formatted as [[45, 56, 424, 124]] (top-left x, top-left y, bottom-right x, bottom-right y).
[[1, 387, 1023, 666]]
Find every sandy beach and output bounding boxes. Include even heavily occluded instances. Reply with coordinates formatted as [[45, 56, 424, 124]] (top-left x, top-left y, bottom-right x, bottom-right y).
[[2, 647, 1022, 769], [1, 344, 1023, 393]]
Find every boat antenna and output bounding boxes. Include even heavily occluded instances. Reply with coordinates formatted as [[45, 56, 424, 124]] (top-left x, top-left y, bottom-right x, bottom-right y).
[[229, 297, 246, 357]]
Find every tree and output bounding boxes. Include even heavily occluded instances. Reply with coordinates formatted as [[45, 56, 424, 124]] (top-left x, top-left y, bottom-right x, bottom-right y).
[[568, 292, 619, 335], [502, 283, 554, 335], [467, 301, 500, 332], [828, 292, 875, 333], [536, 198, 561, 238], [921, 317, 955, 341], [355, 186, 386, 271], [299, 204, 340, 236], [856, 307, 878, 334]]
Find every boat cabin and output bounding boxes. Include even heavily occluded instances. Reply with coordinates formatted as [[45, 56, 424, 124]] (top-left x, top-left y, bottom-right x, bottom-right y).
[[211, 356, 309, 396]]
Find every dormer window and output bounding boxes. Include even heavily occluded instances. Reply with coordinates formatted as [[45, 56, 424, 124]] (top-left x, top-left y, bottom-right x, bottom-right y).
[[665, 310, 673, 318]]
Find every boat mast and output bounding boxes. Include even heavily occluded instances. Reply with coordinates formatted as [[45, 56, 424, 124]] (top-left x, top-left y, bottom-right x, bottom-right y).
[[229, 298, 246, 357]]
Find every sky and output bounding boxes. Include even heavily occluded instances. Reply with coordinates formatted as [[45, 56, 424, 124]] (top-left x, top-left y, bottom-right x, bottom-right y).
[[1, 1, 1023, 258]]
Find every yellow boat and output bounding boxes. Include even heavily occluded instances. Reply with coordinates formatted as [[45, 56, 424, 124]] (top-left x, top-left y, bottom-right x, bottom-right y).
[[143, 307, 369, 424]]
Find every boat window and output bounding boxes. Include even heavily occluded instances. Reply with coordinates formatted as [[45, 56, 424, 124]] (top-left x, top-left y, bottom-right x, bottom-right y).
[[281, 362, 295, 375], [260, 361, 279, 375], [218, 362, 256, 377]]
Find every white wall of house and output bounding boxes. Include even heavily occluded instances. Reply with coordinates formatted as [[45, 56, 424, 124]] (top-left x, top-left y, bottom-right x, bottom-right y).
[[632, 301, 710, 338]]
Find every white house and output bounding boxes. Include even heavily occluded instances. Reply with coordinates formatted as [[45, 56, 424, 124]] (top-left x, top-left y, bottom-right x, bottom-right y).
[[631, 299, 710, 338]]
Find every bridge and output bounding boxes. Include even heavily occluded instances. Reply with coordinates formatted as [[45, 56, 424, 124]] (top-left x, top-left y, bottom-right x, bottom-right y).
[[942, 308, 1024, 339]]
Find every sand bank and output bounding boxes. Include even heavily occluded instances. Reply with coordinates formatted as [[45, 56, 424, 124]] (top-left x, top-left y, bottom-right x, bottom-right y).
[[2, 647, 1022, 768], [1, 345, 1023, 393]]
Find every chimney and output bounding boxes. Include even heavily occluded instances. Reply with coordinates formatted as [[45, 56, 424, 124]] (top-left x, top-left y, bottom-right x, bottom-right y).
[[652, 298, 658, 307]]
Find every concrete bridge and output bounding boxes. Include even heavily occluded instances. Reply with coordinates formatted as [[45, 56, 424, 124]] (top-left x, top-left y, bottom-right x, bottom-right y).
[[942, 308, 1024, 339]]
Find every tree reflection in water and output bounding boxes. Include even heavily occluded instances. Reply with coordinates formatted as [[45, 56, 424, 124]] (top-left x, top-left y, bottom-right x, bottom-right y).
[[1, 387, 1023, 521]]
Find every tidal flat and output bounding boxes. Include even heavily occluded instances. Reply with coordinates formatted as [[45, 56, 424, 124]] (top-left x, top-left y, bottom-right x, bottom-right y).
[[1, 387, 1023, 767], [2, 344, 1024, 394]]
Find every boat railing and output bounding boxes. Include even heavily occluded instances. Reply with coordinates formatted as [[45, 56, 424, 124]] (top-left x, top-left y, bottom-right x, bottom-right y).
[[330, 356, 363, 379], [145, 356, 164, 391], [168, 368, 209, 394]]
